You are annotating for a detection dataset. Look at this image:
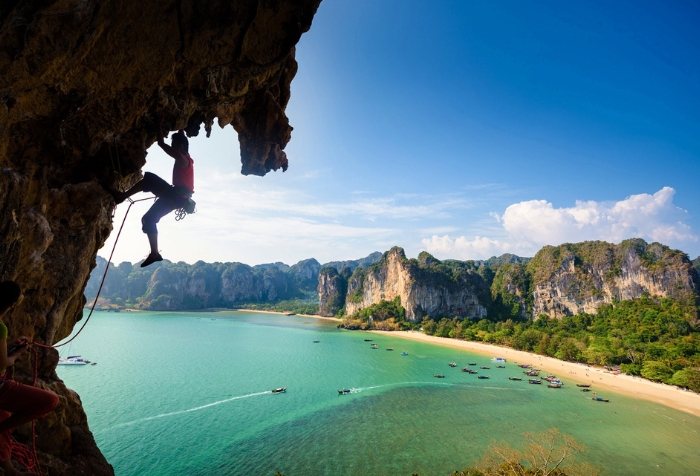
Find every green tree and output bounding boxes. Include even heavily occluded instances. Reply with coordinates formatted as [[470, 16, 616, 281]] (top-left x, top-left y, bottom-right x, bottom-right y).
[[422, 318, 437, 335], [641, 361, 674, 383], [584, 344, 614, 366], [670, 368, 700, 392]]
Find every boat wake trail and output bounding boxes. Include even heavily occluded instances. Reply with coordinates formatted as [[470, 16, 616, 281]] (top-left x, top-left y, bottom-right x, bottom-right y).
[[102, 391, 270, 432]]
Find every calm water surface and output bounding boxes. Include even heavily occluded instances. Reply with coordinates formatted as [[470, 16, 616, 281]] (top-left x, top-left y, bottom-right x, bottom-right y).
[[57, 311, 700, 475]]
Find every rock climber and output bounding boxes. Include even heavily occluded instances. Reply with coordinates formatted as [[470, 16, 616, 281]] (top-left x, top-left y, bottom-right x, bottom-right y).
[[0, 281, 59, 476], [109, 122, 195, 267]]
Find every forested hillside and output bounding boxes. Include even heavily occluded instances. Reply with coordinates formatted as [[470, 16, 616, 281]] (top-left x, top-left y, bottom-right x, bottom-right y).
[[85, 253, 381, 312]]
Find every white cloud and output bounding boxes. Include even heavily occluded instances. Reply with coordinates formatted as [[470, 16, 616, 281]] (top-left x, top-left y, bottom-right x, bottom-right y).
[[423, 187, 698, 260], [99, 163, 469, 265]]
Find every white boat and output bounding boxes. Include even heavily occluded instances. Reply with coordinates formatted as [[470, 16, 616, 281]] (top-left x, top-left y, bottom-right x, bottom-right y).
[[57, 355, 91, 365], [491, 357, 507, 363]]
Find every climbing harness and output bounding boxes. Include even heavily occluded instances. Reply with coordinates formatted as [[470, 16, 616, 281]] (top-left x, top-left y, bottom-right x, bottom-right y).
[[172, 185, 196, 221], [175, 197, 196, 221]]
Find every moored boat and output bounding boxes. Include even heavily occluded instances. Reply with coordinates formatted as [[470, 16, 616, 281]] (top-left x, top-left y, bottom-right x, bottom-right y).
[[480, 366, 490, 369], [371, 344, 378, 349], [508, 377, 522, 381], [401, 352, 408, 356], [581, 388, 591, 392], [434, 374, 445, 378], [492, 357, 507, 363], [468, 362, 477, 366], [449, 362, 457, 367], [576, 384, 591, 388], [592, 397, 609, 402], [548, 383, 562, 388], [364, 339, 373, 342], [528, 379, 542, 384], [496, 365, 506, 368], [477, 375, 490, 379], [386, 348, 394, 351], [518, 364, 531, 368], [58, 355, 90, 365], [271, 387, 287, 394]]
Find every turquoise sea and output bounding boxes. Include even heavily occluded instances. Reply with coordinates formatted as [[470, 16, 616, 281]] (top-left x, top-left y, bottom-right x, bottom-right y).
[[57, 311, 700, 475]]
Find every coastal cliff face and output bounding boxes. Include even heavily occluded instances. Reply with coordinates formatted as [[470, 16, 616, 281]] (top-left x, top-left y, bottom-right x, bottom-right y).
[[87, 258, 319, 310], [317, 266, 351, 317], [0, 1, 320, 473], [345, 248, 490, 322], [528, 240, 700, 319], [331, 240, 699, 324]]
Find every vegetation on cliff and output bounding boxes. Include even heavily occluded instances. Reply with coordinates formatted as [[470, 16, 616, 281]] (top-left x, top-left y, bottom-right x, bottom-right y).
[[345, 248, 492, 320], [86, 256, 320, 310], [87, 252, 381, 312], [490, 263, 532, 319], [527, 239, 696, 290], [342, 297, 413, 330]]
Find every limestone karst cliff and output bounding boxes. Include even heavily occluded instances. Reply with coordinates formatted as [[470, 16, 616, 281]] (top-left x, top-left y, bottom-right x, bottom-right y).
[[317, 265, 351, 317], [526, 239, 700, 319], [344, 248, 490, 322], [332, 240, 699, 324], [0, 1, 320, 474]]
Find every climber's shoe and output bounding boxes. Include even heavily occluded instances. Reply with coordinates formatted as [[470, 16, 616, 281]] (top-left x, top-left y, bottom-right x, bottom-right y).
[[141, 253, 163, 268], [104, 186, 127, 204]]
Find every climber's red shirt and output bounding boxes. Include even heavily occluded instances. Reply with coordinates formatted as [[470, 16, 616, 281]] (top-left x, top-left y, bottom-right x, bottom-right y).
[[172, 154, 194, 193]]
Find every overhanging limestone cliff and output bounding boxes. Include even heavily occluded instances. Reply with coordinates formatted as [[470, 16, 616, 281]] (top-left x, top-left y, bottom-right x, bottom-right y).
[[0, 1, 320, 474]]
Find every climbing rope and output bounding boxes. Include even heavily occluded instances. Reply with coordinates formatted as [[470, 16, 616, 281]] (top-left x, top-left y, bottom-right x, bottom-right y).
[[18, 196, 154, 474], [35, 196, 153, 350]]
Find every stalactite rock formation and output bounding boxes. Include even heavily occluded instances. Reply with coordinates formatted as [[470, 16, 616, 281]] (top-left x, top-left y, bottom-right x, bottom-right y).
[[0, 1, 321, 473]]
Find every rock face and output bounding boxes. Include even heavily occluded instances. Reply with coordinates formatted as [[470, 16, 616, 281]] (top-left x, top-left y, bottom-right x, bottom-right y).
[[334, 240, 700, 324], [86, 257, 320, 309], [287, 258, 321, 293], [317, 266, 351, 317], [0, 1, 320, 474], [344, 248, 490, 322], [527, 239, 700, 319]]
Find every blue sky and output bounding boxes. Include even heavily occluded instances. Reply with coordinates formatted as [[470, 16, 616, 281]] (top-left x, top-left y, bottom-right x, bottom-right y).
[[101, 0, 700, 266]]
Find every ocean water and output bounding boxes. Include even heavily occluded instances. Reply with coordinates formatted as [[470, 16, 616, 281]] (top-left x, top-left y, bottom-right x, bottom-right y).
[[57, 311, 700, 476]]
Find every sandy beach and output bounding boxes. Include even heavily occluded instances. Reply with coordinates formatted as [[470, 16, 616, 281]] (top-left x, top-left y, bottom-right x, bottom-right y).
[[234, 308, 340, 322], [371, 330, 700, 417]]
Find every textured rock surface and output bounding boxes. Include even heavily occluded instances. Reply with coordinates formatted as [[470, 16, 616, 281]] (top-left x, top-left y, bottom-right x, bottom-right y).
[[0, 1, 320, 473], [336, 241, 699, 324], [86, 257, 327, 310], [345, 248, 490, 322], [317, 266, 350, 317], [527, 240, 700, 319]]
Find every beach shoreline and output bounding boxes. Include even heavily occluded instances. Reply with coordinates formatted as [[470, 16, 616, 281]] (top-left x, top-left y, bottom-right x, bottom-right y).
[[370, 330, 700, 417], [230, 308, 340, 322]]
